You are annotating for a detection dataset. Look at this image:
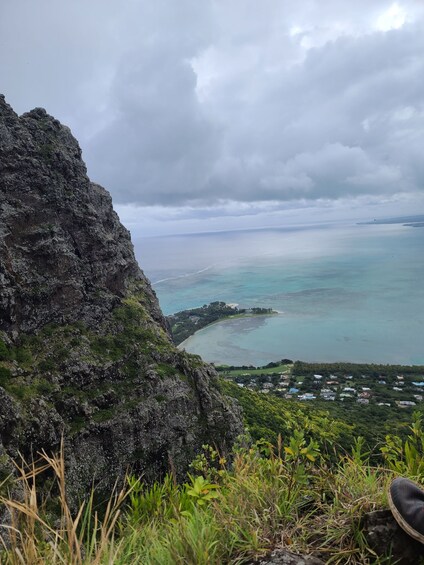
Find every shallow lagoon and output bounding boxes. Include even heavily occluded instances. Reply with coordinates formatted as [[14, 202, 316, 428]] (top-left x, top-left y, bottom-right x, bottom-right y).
[[136, 222, 424, 365]]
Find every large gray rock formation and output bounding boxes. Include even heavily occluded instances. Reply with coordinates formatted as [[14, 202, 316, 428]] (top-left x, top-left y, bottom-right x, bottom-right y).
[[0, 95, 243, 501]]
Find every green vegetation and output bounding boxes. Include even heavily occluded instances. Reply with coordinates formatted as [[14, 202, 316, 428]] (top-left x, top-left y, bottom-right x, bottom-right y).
[[92, 407, 116, 423], [168, 301, 276, 345], [4, 415, 424, 564], [0, 337, 33, 365], [3, 297, 424, 562], [0, 339, 11, 361], [219, 360, 424, 457], [0, 366, 12, 387], [0, 292, 181, 425], [2, 332, 424, 563], [38, 142, 55, 162], [293, 360, 424, 379], [217, 359, 292, 377], [220, 380, 355, 453]]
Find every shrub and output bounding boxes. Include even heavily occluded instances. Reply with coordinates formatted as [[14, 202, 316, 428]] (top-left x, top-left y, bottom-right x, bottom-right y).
[[0, 366, 12, 387], [0, 340, 11, 361]]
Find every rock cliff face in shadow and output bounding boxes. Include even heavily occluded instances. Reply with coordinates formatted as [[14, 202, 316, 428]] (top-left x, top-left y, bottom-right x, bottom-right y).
[[0, 95, 243, 501]]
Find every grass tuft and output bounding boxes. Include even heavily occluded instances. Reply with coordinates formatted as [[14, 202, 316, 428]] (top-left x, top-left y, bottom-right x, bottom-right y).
[[2, 423, 424, 564]]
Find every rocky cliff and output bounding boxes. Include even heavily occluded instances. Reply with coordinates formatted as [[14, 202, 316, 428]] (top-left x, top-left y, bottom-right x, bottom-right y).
[[0, 95, 242, 501]]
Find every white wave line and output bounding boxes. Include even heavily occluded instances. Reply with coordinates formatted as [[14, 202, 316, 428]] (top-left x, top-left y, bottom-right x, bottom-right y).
[[153, 265, 215, 285]]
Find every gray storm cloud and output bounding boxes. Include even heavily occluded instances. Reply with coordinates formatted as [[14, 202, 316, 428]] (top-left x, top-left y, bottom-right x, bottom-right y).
[[1, 0, 424, 210]]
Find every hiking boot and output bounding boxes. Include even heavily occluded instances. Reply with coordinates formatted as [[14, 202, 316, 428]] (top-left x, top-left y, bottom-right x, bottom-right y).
[[388, 477, 424, 544]]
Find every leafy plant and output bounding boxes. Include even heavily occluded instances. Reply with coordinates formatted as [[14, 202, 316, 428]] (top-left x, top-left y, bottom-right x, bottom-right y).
[[0, 419, 416, 564], [381, 412, 424, 479], [283, 430, 320, 498], [189, 444, 227, 483], [184, 475, 220, 508]]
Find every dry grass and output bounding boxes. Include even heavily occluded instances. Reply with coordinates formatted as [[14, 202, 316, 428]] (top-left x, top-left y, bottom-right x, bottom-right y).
[[0, 433, 410, 565], [0, 441, 129, 564]]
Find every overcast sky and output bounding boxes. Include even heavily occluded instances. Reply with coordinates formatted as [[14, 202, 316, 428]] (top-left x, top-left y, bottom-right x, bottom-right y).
[[2, 0, 424, 235]]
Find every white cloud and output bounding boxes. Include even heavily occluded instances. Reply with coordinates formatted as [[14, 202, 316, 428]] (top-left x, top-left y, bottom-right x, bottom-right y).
[[1, 0, 424, 227], [376, 3, 407, 31]]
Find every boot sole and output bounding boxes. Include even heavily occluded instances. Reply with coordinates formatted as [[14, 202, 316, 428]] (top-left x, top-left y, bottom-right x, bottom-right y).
[[388, 479, 424, 545]]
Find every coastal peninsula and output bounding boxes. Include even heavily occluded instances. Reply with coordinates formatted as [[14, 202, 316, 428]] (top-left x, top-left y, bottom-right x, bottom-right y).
[[167, 301, 278, 345]]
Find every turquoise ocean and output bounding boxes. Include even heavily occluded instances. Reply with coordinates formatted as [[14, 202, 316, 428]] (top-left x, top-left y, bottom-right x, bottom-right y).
[[135, 221, 424, 366]]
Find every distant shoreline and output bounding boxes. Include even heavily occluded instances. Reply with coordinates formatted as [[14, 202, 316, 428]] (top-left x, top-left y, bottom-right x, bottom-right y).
[[178, 310, 280, 348], [184, 310, 284, 334], [357, 214, 424, 227], [167, 301, 279, 346]]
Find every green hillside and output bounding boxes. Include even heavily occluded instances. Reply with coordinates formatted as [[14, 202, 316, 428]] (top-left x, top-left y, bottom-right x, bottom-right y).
[[3, 381, 424, 564]]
